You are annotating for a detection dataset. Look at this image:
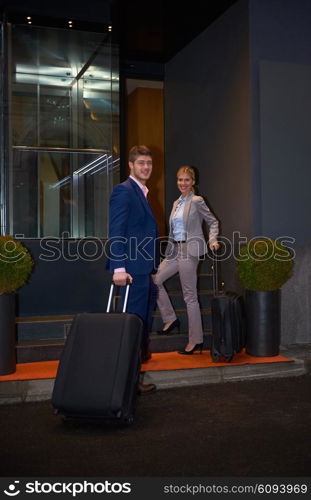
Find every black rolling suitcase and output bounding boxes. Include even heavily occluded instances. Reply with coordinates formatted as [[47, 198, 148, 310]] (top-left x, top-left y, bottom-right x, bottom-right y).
[[210, 256, 246, 362], [52, 283, 143, 424]]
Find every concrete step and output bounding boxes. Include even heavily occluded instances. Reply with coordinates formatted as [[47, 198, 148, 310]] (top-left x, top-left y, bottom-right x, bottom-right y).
[[16, 287, 214, 342], [16, 315, 73, 342], [16, 309, 212, 341], [150, 330, 212, 353], [15, 266, 215, 362], [151, 307, 212, 331], [16, 331, 213, 363], [16, 339, 65, 363]]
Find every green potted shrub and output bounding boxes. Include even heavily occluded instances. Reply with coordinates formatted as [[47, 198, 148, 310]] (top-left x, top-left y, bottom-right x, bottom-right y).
[[235, 237, 294, 356], [0, 235, 34, 374]]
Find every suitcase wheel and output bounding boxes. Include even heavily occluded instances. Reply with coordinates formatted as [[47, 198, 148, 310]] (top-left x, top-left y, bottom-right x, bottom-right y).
[[121, 414, 134, 426], [61, 415, 73, 423], [211, 352, 220, 362]]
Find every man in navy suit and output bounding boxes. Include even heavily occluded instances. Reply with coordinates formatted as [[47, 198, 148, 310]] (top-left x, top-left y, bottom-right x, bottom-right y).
[[107, 145, 159, 394]]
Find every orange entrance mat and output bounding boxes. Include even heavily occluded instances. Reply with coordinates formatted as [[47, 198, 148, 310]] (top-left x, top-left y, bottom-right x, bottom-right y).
[[142, 349, 293, 371], [0, 349, 293, 381]]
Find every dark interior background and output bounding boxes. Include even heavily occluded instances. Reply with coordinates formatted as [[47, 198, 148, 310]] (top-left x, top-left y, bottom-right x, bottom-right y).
[[2, 0, 311, 347], [1, 0, 239, 72]]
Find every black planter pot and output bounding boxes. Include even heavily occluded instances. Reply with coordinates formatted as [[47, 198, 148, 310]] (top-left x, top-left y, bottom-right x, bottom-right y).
[[245, 289, 281, 357], [0, 293, 16, 375]]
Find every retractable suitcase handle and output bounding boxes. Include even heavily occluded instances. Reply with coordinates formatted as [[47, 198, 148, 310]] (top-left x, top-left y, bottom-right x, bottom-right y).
[[212, 252, 218, 297], [106, 283, 130, 313], [211, 251, 222, 297], [212, 251, 225, 297]]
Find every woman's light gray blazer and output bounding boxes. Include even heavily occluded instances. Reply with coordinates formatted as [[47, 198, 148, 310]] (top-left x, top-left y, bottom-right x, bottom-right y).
[[165, 193, 219, 259]]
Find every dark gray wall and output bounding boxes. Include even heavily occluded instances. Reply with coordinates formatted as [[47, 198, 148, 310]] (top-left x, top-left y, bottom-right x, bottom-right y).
[[16, 240, 111, 316], [259, 61, 311, 244], [248, 0, 311, 343], [164, 0, 251, 292], [164, 0, 311, 342], [281, 247, 311, 344], [249, 0, 311, 240]]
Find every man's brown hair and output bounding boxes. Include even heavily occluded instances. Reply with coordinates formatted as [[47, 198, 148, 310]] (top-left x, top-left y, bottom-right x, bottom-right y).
[[128, 145, 152, 163]]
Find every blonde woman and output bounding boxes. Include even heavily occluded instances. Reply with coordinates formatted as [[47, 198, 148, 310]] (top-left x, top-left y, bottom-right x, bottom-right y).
[[154, 166, 219, 354]]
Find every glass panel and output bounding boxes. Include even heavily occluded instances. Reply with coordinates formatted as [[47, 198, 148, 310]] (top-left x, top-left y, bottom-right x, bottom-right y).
[[11, 85, 37, 146], [11, 150, 38, 237], [0, 21, 9, 235], [12, 150, 120, 238], [8, 22, 119, 238], [40, 89, 71, 148], [82, 153, 117, 237], [79, 46, 119, 150]]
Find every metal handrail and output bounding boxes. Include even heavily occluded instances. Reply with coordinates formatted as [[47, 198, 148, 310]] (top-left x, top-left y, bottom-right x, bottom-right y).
[[12, 145, 110, 154]]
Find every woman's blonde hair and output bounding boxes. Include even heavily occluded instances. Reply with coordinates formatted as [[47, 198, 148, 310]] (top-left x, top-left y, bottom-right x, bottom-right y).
[[176, 166, 196, 192]]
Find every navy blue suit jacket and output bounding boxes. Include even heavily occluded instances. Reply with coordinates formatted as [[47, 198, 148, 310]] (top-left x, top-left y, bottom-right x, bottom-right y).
[[106, 178, 159, 275]]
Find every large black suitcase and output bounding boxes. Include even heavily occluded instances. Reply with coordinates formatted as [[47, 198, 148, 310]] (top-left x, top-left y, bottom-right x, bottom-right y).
[[52, 284, 143, 424], [210, 257, 246, 362]]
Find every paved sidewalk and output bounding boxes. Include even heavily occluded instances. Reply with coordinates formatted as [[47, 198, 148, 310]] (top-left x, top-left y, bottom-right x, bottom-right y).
[[1, 371, 311, 477], [1, 344, 310, 405]]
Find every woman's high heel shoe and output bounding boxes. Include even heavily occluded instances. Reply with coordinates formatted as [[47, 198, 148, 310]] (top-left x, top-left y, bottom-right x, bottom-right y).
[[178, 342, 204, 355], [157, 318, 180, 335]]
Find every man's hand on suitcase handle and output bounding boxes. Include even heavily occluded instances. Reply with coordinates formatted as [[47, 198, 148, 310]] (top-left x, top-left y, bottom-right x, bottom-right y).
[[113, 272, 133, 286]]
